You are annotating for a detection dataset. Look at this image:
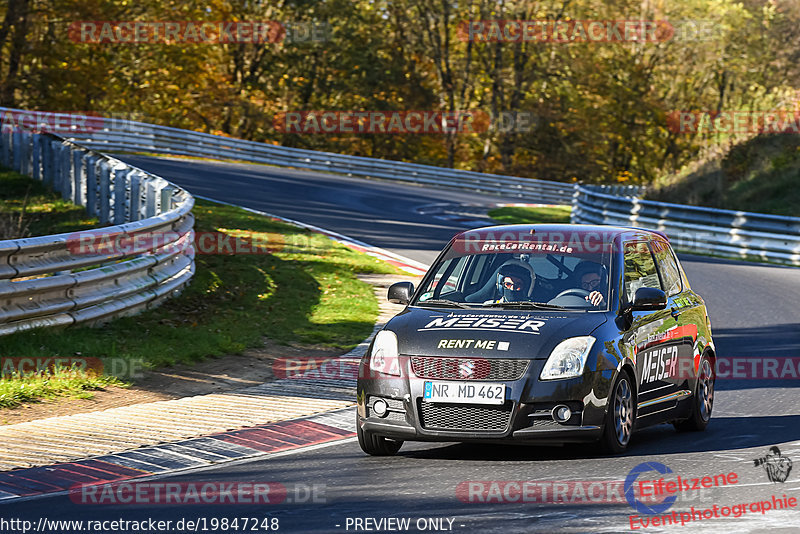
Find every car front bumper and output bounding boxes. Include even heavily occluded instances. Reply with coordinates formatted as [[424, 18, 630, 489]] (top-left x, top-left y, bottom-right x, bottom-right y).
[[356, 358, 614, 445]]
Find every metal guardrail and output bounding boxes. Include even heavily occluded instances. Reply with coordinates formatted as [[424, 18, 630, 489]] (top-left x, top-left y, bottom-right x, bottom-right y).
[[0, 128, 195, 336], [45, 114, 577, 205], [572, 185, 800, 266], [2, 107, 796, 282], [73, 109, 795, 266]]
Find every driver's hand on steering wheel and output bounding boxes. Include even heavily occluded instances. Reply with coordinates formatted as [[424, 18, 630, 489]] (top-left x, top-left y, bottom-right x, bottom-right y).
[[585, 291, 604, 306]]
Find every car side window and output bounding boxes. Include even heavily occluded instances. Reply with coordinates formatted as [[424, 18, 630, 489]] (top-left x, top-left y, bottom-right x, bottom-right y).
[[439, 255, 468, 294], [418, 256, 466, 300], [651, 240, 682, 296], [623, 241, 660, 302]]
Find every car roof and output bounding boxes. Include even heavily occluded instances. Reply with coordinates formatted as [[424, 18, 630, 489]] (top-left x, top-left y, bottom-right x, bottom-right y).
[[455, 223, 669, 243]]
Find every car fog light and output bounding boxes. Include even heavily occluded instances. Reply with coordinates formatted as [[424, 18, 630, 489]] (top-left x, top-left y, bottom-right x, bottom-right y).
[[553, 405, 572, 422], [372, 398, 388, 417]]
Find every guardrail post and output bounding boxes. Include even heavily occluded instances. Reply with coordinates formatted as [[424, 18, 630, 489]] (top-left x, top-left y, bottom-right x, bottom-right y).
[[59, 142, 74, 200], [0, 116, 197, 337], [160, 185, 176, 213], [31, 133, 42, 181], [113, 165, 131, 224], [97, 159, 112, 224], [27, 131, 35, 178], [59, 143, 72, 195], [52, 143, 64, 192], [144, 178, 157, 218], [18, 130, 27, 175], [42, 137, 55, 186], [39, 135, 48, 182], [129, 171, 143, 221], [19, 130, 31, 176], [71, 150, 85, 205], [11, 129, 21, 171], [83, 154, 100, 215], [0, 130, 9, 167]]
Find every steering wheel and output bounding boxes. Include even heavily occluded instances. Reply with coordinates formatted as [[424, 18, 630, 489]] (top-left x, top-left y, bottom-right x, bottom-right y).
[[553, 288, 591, 299]]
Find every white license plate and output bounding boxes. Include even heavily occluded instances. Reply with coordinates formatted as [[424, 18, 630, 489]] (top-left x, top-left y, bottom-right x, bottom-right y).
[[423, 381, 506, 405]]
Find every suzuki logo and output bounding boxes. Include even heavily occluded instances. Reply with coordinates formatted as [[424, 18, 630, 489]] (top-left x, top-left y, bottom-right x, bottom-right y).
[[459, 360, 475, 378]]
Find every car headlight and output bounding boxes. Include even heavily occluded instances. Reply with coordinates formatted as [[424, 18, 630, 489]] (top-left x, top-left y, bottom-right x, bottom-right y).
[[369, 330, 401, 376], [540, 336, 596, 380]]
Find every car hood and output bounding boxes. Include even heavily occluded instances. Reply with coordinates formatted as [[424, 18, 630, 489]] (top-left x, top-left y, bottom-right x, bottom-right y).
[[385, 306, 608, 359]]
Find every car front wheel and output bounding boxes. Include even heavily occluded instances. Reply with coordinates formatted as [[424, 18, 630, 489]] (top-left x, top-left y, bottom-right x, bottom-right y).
[[600, 371, 635, 454], [357, 413, 403, 456]]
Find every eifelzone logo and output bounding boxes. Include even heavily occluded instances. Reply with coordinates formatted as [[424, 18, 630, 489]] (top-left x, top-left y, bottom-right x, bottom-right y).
[[421, 315, 545, 335]]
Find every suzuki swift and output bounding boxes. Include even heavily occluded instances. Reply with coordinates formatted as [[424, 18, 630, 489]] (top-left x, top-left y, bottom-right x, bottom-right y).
[[356, 224, 716, 455]]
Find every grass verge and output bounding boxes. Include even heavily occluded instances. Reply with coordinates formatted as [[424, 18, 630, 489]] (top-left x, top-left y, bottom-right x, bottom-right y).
[[0, 368, 123, 409], [0, 165, 99, 238], [1, 171, 399, 408], [488, 205, 572, 225]]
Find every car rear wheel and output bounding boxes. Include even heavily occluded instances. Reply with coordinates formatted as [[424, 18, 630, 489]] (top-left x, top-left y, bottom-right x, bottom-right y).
[[600, 371, 635, 454], [674, 355, 714, 432], [357, 413, 403, 456]]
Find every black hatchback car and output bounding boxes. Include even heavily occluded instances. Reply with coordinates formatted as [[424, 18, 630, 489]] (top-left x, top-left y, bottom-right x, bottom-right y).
[[356, 224, 716, 455]]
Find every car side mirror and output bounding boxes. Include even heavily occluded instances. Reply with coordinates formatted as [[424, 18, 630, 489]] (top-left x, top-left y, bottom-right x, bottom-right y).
[[629, 287, 667, 312], [388, 282, 415, 305]]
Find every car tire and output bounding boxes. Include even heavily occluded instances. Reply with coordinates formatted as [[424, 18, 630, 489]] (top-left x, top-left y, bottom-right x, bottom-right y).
[[357, 413, 403, 456], [600, 370, 635, 454], [674, 355, 714, 432]]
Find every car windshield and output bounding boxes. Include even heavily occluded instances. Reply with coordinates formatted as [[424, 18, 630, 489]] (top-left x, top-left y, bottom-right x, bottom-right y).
[[413, 229, 614, 311]]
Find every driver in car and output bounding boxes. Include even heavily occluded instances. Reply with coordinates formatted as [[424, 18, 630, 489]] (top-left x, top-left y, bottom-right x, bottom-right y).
[[575, 261, 606, 306], [485, 264, 534, 303]]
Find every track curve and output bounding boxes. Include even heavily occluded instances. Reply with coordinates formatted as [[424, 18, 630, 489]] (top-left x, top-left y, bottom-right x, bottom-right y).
[[6, 155, 799, 533]]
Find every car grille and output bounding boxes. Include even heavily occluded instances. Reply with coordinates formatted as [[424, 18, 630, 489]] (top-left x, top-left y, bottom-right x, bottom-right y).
[[417, 400, 513, 432], [410, 357, 529, 381], [530, 418, 561, 427]]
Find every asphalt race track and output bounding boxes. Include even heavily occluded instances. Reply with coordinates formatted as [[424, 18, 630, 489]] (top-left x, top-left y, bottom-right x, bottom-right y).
[[6, 156, 800, 533]]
